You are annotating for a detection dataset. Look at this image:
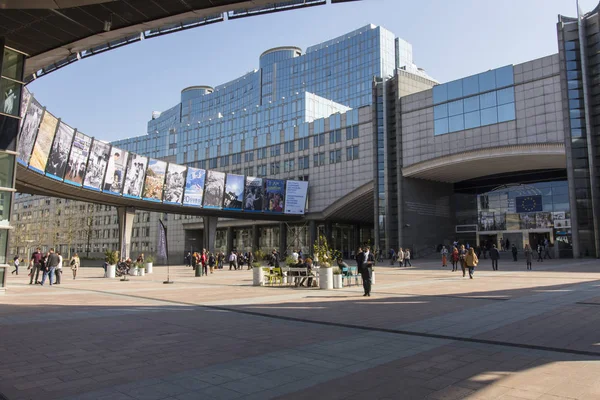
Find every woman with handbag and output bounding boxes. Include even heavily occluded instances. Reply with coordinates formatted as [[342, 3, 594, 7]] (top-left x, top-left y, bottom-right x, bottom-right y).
[[465, 247, 478, 279]]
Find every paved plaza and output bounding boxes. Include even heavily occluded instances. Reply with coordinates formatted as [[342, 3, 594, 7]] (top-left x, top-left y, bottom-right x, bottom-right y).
[[1, 258, 600, 399]]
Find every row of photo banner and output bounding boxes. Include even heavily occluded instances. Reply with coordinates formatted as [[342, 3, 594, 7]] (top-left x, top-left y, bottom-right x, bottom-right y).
[[15, 89, 309, 214]]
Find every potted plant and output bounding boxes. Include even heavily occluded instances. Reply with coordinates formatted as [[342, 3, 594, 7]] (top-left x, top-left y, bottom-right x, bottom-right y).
[[138, 261, 145, 276], [332, 267, 343, 289], [313, 235, 334, 290], [104, 250, 119, 279], [145, 255, 154, 274]]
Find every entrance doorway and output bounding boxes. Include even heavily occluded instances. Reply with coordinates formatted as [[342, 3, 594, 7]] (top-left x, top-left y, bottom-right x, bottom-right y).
[[529, 232, 550, 249], [477, 234, 497, 251]]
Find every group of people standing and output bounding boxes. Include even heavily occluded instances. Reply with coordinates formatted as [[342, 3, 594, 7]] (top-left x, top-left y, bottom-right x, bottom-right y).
[[441, 245, 478, 278], [23, 247, 80, 286], [184, 250, 255, 274], [388, 248, 412, 267]]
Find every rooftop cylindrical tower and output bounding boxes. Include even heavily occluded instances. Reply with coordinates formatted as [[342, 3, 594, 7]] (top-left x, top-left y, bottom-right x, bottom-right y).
[[259, 46, 302, 69]]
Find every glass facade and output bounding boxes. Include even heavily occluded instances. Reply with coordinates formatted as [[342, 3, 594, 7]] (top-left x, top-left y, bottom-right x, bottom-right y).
[[433, 66, 516, 135]]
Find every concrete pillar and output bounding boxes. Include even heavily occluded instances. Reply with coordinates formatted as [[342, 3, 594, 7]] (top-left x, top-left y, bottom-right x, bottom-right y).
[[252, 224, 259, 251], [309, 220, 317, 256], [279, 222, 287, 257], [226, 226, 234, 253], [203, 216, 218, 252], [117, 207, 135, 260], [325, 221, 333, 245], [353, 224, 360, 251]]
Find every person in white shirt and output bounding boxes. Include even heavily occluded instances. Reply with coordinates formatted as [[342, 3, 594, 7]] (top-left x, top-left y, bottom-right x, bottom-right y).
[[291, 250, 299, 263], [404, 249, 412, 267], [397, 248, 405, 267], [228, 251, 237, 271], [55, 252, 63, 284]]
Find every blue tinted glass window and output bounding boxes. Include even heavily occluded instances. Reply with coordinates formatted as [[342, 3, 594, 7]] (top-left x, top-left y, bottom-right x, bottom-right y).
[[448, 100, 463, 116], [434, 104, 448, 119], [480, 91, 497, 109], [481, 107, 498, 125], [569, 99, 582, 108], [497, 103, 515, 122], [568, 80, 580, 89], [565, 41, 576, 51], [448, 115, 464, 132], [570, 109, 582, 119], [571, 128, 583, 137], [462, 75, 479, 96], [567, 61, 578, 70], [495, 65, 514, 88], [496, 87, 515, 105], [570, 118, 582, 128], [464, 110, 481, 129], [568, 89, 581, 99], [479, 70, 496, 92], [447, 80, 463, 100], [433, 84, 448, 104], [566, 51, 577, 61], [464, 96, 479, 113], [434, 118, 449, 135], [567, 71, 580, 80]]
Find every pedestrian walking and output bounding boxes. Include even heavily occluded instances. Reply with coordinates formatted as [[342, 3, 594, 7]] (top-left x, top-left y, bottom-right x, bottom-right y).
[[201, 249, 208, 275], [543, 241, 553, 259], [70, 253, 80, 279], [511, 244, 518, 262], [404, 248, 412, 267], [465, 247, 478, 279], [184, 251, 191, 268], [360, 246, 375, 296], [229, 250, 237, 270], [11, 255, 19, 275], [441, 246, 448, 267], [459, 245, 468, 277], [489, 244, 500, 271], [397, 248, 405, 267], [537, 244, 544, 262], [247, 251, 254, 270], [41, 248, 60, 286], [208, 252, 215, 274], [55, 252, 63, 284], [524, 244, 533, 270], [29, 247, 43, 285], [451, 247, 459, 272]]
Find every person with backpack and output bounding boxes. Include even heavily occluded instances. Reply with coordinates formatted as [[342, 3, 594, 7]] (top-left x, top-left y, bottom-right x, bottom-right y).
[[489, 244, 500, 271], [465, 247, 478, 279], [208, 252, 216, 274], [451, 247, 459, 272]]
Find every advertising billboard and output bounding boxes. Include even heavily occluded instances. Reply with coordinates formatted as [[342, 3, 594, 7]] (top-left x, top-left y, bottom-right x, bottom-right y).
[[183, 167, 205, 207], [122, 153, 147, 198], [29, 111, 58, 173], [284, 180, 308, 215], [83, 140, 111, 191], [18, 86, 30, 131], [223, 174, 244, 210], [243, 177, 263, 212], [203, 170, 225, 209], [265, 179, 285, 213], [142, 159, 167, 202], [45, 121, 74, 180], [17, 98, 43, 165], [103, 148, 129, 194], [163, 163, 186, 204], [64, 131, 92, 186]]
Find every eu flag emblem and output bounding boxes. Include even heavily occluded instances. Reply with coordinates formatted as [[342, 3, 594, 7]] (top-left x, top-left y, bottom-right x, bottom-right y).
[[516, 195, 542, 213]]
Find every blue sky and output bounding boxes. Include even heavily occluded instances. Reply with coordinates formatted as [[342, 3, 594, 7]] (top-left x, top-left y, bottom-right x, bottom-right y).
[[27, 0, 596, 143]]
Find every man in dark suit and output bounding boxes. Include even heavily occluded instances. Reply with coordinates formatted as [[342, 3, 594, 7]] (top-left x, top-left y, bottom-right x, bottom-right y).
[[361, 246, 375, 297]]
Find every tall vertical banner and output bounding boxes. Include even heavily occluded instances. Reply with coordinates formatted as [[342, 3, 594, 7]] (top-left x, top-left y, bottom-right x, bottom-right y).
[[142, 159, 167, 202], [203, 170, 225, 209], [243, 177, 263, 212], [18, 86, 31, 132], [265, 179, 285, 213], [103, 148, 129, 194], [122, 154, 147, 198], [157, 219, 168, 263], [17, 99, 42, 166], [284, 180, 308, 214], [64, 132, 92, 186], [183, 167, 205, 207], [83, 140, 111, 191], [29, 111, 58, 173], [223, 174, 244, 210], [163, 163, 186, 204], [45, 121, 75, 180]]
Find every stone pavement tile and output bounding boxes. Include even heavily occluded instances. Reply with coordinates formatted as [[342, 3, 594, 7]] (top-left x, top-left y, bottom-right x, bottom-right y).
[[428, 385, 476, 400], [503, 388, 545, 399], [186, 385, 244, 400]]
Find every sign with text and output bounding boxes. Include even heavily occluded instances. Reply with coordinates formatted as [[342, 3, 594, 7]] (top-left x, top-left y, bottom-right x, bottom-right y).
[[284, 180, 308, 215]]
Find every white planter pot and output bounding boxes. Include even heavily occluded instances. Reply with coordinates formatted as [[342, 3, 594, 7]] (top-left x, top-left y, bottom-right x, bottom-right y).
[[333, 274, 343, 289], [139, 268, 145, 277], [145, 262, 153, 274], [319, 268, 334, 290], [107, 264, 116, 278], [132, 268, 138, 276], [371, 270, 375, 285], [253, 266, 264, 286]]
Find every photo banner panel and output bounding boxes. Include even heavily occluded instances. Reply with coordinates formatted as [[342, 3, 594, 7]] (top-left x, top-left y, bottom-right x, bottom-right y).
[[83, 140, 110, 191], [29, 111, 58, 173], [17, 98, 43, 165], [284, 180, 308, 215], [64, 132, 92, 186], [163, 163, 186, 204], [103, 148, 129, 195], [203, 170, 225, 209], [223, 174, 244, 211], [183, 167, 205, 207], [45, 121, 74, 180], [265, 179, 285, 213], [142, 159, 167, 202], [243, 177, 263, 212], [122, 154, 147, 198], [18, 86, 31, 132]]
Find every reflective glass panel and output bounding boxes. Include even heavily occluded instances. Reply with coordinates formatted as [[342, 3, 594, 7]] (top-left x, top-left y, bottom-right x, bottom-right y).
[[495, 65, 514, 88], [569, 99, 582, 109], [496, 87, 515, 105], [447, 80, 463, 100], [448, 114, 464, 132], [448, 100, 463, 116], [434, 104, 448, 119], [566, 51, 577, 61], [462, 75, 479, 96], [571, 128, 583, 137], [479, 70, 496, 92], [567, 61, 578, 70], [0, 191, 10, 227], [434, 118, 449, 135], [565, 41, 576, 51], [568, 80, 580, 89], [497, 103, 515, 122], [432, 84, 448, 104], [568, 89, 582, 99], [0, 229, 6, 264], [479, 91, 497, 109], [567, 71, 580, 80], [0, 153, 14, 188], [0, 78, 21, 116], [464, 96, 479, 113], [480, 107, 498, 125], [570, 118, 582, 128], [464, 110, 481, 129], [1, 48, 24, 81], [570, 109, 582, 119]]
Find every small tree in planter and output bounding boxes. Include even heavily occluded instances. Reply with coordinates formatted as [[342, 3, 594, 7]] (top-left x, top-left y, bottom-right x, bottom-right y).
[[332, 266, 343, 289], [313, 235, 336, 289], [144, 255, 155, 274], [104, 250, 119, 279]]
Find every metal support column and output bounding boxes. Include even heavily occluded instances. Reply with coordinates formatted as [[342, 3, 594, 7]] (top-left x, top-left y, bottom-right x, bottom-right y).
[[117, 207, 135, 260]]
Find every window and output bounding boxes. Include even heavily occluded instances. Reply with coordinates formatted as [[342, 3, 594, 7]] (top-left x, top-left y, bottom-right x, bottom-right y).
[[296, 137, 309, 151], [283, 159, 295, 172], [329, 149, 342, 164], [298, 155, 309, 170], [257, 164, 267, 176], [346, 145, 359, 161], [329, 129, 341, 144], [270, 161, 280, 175], [220, 156, 229, 167], [313, 152, 325, 167], [244, 152, 254, 162], [313, 133, 325, 147], [284, 141, 295, 154], [270, 145, 281, 157], [231, 153, 242, 165], [257, 148, 267, 160], [346, 125, 359, 140], [209, 158, 217, 169]]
